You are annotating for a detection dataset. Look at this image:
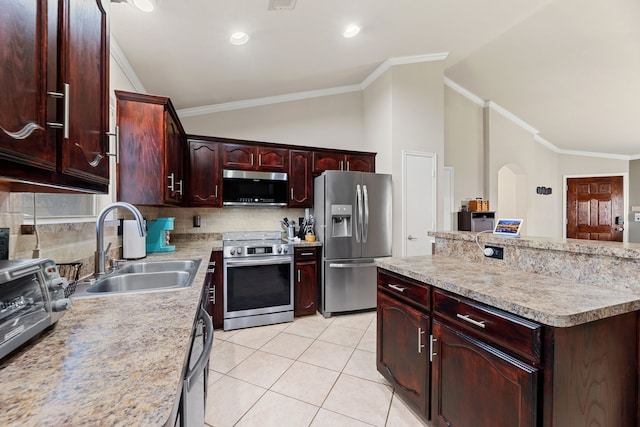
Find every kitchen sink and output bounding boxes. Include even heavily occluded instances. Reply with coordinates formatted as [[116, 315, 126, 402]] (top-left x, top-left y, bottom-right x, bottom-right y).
[[73, 258, 201, 297], [116, 260, 199, 274], [86, 271, 191, 293]]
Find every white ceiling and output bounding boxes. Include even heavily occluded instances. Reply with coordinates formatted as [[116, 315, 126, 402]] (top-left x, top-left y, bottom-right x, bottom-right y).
[[109, 0, 640, 158]]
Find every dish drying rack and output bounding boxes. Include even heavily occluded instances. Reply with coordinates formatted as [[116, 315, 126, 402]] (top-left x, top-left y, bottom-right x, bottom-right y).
[[56, 262, 83, 298]]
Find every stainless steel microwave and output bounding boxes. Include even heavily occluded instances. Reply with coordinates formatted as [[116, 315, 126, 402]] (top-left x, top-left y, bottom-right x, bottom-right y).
[[222, 169, 288, 207]]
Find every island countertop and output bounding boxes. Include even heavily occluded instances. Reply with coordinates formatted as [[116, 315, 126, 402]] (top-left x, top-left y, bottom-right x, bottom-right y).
[[375, 255, 640, 327], [0, 240, 219, 427]]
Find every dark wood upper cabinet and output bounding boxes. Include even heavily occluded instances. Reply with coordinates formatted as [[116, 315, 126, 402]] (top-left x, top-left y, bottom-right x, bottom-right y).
[[289, 150, 312, 207], [312, 150, 376, 175], [187, 139, 221, 206], [57, 0, 110, 185], [221, 143, 288, 172], [0, 0, 109, 193], [116, 91, 185, 205]]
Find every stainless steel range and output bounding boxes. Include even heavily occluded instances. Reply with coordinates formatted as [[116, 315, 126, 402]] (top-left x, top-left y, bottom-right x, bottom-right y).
[[222, 231, 293, 331]]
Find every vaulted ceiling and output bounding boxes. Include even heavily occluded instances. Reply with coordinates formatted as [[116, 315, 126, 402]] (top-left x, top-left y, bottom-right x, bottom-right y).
[[110, 0, 640, 158]]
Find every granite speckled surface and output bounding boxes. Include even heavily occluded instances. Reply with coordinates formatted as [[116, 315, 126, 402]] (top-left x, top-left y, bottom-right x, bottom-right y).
[[0, 235, 317, 426], [0, 239, 220, 427], [375, 255, 640, 327]]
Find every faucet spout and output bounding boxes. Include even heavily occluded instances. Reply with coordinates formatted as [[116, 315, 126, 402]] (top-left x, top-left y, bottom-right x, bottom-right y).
[[95, 202, 145, 275]]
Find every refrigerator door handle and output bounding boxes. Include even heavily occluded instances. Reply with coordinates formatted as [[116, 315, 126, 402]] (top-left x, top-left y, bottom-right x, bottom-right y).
[[362, 184, 369, 243], [355, 184, 363, 242]]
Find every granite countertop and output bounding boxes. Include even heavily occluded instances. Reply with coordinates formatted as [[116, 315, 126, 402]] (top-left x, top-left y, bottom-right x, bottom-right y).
[[375, 255, 640, 327], [0, 240, 219, 427], [430, 230, 640, 259]]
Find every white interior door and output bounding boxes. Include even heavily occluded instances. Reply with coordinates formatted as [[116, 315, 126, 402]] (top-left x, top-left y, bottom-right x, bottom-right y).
[[403, 151, 436, 256]]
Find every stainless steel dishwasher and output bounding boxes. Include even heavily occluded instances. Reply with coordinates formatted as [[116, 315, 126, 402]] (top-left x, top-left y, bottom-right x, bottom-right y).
[[178, 307, 213, 427]]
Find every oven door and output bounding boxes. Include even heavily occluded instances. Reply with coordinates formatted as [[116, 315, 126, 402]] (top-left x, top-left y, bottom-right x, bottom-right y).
[[223, 255, 293, 320]]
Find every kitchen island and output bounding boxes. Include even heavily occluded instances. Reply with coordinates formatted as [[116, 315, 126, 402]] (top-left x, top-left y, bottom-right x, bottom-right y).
[[0, 239, 221, 427], [375, 232, 640, 427]]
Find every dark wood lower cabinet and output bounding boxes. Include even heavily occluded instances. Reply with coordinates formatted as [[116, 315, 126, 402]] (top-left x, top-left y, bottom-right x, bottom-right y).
[[294, 247, 318, 316], [376, 268, 639, 427], [203, 251, 223, 329], [377, 291, 429, 417], [430, 320, 538, 427]]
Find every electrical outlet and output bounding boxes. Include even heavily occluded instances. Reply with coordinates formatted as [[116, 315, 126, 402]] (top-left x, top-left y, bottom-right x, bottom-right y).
[[635, 213, 640, 222], [484, 245, 504, 260]]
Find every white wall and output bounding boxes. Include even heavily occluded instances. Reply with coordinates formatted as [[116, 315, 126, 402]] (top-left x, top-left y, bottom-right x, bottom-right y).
[[179, 92, 365, 151], [444, 86, 484, 211]]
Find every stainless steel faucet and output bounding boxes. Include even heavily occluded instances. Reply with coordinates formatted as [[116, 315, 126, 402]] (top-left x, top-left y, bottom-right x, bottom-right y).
[[95, 202, 145, 275]]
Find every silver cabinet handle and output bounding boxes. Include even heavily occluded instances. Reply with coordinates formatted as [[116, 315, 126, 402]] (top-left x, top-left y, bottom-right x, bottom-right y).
[[388, 284, 406, 293], [430, 335, 437, 362], [346, 161, 350, 171], [105, 125, 120, 163], [209, 285, 215, 304], [456, 313, 486, 329], [291, 188, 294, 200], [176, 179, 183, 196], [407, 235, 418, 240], [215, 184, 218, 198], [340, 160, 344, 170], [251, 153, 254, 165], [417, 327, 426, 354], [297, 269, 301, 283], [47, 83, 70, 139], [168, 173, 175, 192], [0, 122, 43, 140], [300, 252, 314, 256]]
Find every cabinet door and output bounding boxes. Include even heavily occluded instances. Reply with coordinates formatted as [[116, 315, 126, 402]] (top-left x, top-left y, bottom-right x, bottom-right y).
[[204, 251, 224, 329], [0, 0, 55, 170], [294, 248, 318, 316], [257, 147, 288, 172], [164, 112, 184, 203], [345, 154, 375, 172], [221, 143, 256, 170], [58, 0, 109, 184], [187, 140, 221, 206], [289, 150, 312, 207], [377, 290, 429, 417], [312, 150, 343, 174], [431, 320, 537, 427]]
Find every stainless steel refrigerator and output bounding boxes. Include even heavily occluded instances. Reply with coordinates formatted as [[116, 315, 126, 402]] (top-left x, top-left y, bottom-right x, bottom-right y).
[[313, 170, 392, 317]]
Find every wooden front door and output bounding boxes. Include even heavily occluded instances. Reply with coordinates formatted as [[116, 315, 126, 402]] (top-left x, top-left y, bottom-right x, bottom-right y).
[[566, 176, 623, 241]]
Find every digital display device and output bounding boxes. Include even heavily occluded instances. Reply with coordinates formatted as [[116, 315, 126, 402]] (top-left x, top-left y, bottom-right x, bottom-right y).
[[493, 218, 523, 237]]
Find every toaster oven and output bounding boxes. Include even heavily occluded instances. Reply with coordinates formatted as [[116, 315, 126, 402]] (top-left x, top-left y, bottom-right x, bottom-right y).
[[0, 259, 72, 361]]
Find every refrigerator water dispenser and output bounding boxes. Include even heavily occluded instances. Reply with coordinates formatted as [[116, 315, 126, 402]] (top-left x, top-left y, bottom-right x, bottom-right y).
[[331, 204, 352, 237]]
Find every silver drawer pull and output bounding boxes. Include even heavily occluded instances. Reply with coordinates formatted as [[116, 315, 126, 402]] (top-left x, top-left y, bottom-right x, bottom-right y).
[[300, 252, 314, 256], [456, 313, 486, 328], [388, 284, 406, 293]]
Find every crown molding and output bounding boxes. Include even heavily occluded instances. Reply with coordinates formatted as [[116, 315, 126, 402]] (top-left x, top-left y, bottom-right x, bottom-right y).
[[177, 53, 449, 117], [110, 35, 147, 93], [445, 79, 632, 161], [178, 84, 362, 117]]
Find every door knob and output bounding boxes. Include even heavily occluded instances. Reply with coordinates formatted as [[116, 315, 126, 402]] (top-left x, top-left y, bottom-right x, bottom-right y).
[[407, 235, 418, 240]]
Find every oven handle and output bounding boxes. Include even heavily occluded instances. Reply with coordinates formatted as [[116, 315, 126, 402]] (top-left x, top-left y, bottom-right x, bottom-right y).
[[225, 256, 293, 267], [185, 307, 213, 392]]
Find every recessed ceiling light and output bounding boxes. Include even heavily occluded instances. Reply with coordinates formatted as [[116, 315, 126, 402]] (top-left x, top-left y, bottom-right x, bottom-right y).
[[343, 24, 361, 38], [132, 0, 154, 12], [230, 32, 250, 46]]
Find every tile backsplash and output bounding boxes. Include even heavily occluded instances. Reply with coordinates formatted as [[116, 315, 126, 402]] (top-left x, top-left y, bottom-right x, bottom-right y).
[[1, 189, 305, 270]]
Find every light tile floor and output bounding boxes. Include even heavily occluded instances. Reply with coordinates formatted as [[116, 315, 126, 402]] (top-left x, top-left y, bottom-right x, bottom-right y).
[[205, 311, 428, 427]]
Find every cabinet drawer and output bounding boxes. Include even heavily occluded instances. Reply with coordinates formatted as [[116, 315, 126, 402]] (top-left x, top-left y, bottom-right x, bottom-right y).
[[294, 247, 318, 259], [433, 289, 541, 364], [377, 269, 430, 311]]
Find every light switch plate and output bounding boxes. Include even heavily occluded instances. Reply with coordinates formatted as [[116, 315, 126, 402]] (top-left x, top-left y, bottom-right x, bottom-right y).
[[634, 213, 640, 222]]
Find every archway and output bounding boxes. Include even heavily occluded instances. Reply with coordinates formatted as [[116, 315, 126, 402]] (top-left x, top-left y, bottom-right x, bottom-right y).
[[497, 163, 528, 234]]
